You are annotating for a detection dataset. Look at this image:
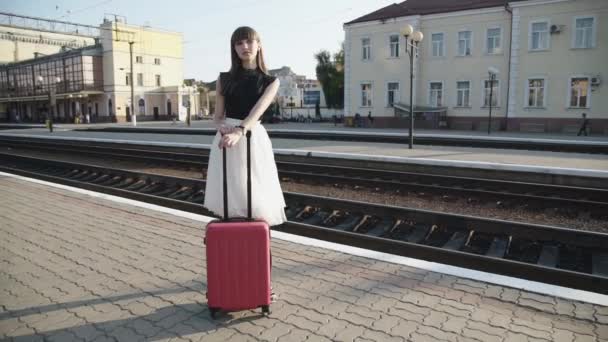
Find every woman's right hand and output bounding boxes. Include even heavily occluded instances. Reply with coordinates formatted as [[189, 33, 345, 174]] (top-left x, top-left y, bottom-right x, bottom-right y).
[[218, 124, 234, 135]]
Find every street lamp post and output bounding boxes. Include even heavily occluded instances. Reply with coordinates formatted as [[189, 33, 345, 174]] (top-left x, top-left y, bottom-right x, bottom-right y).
[[129, 41, 136, 126], [119, 43, 136, 126], [487, 67, 499, 135], [401, 24, 424, 149], [37, 75, 61, 133], [186, 96, 191, 127]]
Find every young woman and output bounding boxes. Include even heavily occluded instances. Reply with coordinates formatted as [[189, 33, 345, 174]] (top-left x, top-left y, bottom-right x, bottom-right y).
[[203, 26, 287, 227]]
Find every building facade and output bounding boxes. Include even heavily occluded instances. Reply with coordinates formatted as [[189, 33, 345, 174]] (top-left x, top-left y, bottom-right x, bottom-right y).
[[344, 0, 607, 133], [268, 66, 326, 109], [0, 13, 198, 123]]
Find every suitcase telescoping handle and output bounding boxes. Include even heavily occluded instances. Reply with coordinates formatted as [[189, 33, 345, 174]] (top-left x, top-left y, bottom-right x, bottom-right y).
[[222, 130, 252, 221]]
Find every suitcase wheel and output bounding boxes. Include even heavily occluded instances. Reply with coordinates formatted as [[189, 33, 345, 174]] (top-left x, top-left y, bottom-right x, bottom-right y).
[[261, 305, 270, 316], [209, 307, 220, 319]]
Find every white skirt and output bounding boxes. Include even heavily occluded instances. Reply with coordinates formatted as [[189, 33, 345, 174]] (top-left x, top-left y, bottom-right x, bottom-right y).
[[204, 118, 287, 226]]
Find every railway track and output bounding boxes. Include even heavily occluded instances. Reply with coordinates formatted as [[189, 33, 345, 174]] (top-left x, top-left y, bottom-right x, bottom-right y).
[[2, 153, 607, 294], [1, 136, 607, 217]]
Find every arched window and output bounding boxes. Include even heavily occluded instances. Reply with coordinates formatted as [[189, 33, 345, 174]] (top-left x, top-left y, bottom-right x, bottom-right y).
[[138, 98, 145, 115]]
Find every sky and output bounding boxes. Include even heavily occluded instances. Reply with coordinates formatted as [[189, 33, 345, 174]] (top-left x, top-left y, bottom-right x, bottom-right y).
[[1, 0, 396, 82]]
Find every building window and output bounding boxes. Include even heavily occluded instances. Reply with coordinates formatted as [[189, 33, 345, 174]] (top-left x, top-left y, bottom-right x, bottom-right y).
[[389, 35, 399, 57], [570, 77, 589, 108], [361, 83, 372, 107], [456, 81, 470, 107], [155, 74, 161, 86], [487, 28, 501, 54], [136, 56, 143, 63], [458, 31, 472, 56], [138, 98, 145, 115], [484, 79, 499, 107], [429, 82, 443, 107], [574, 17, 595, 48], [530, 21, 549, 50], [527, 79, 545, 107], [362, 38, 371, 60], [125, 73, 131, 86], [431, 33, 444, 57], [387, 82, 399, 107], [154, 58, 161, 65], [137, 73, 143, 86]]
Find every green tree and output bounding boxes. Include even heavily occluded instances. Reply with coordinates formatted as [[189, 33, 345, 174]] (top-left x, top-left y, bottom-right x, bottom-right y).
[[314, 43, 344, 109]]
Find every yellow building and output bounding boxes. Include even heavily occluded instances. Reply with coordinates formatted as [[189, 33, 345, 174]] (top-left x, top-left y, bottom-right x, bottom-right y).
[[0, 13, 198, 123], [344, 0, 607, 133]]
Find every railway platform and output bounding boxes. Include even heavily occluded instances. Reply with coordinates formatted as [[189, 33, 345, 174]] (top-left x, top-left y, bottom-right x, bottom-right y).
[[1, 173, 607, 342]]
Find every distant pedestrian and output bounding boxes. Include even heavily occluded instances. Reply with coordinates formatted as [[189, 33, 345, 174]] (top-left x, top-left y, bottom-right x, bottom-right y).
[[577, 112, 589, 136], [354, 113, 361, 127], [368, 111, 374, 127]]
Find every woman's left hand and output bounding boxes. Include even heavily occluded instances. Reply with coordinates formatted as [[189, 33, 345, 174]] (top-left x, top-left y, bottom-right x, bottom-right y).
[[219, 131, 242, 148]]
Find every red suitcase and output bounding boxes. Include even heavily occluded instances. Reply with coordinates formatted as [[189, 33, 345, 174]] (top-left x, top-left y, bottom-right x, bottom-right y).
[[205, 131, 271, 318]]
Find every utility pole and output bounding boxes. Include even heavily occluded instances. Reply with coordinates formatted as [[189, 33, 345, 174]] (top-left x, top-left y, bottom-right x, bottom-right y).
[[129, 41, 136, 126]]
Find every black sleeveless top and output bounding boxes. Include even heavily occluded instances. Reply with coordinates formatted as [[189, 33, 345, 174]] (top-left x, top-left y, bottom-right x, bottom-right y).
[[220, 68, 277, 120]]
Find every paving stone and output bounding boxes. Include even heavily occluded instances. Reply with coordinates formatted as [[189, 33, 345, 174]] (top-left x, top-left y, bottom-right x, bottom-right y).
[[197, 328, 236, 342], [372, 314, 401, 331], [334, 325, 367, 342], [553, 329, 575, 342], [3, 177, 608, 342], [415, 325, 459, 342], [277, 328, 309, 342], [362, 329, 405, 342], [257, 321, 292, 341]]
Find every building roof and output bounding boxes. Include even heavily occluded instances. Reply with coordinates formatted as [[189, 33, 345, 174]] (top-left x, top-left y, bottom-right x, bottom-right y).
[[268, 66, 295, 77], [345, 0, 526, 25]]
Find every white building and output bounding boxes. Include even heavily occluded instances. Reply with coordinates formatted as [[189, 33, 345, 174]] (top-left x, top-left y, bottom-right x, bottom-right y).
[[0, 13, 198, 123], [344, 0, 607, 133], [268, 66, 326, 109]]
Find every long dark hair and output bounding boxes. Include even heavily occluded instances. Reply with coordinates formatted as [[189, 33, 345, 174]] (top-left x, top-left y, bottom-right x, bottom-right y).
[[229, 26, 269, 76]]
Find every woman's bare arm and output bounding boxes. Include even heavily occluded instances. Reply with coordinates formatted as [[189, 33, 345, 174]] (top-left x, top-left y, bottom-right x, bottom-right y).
[[213, 75, 226, 129], [240, 78, 280, 130]]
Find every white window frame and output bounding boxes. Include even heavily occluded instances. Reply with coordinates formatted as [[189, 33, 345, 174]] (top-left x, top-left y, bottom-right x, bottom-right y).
[[428, 81, 445, 107], [529, 19, 551, 51], [361, 37, 371, 61], [431, 32, 445, 57], [386, 81, 400, 107], [137, 73, 144, 87], [135, 56, 143, 63], [572, 15, 597, 49], [525, 77, 547, 108], [389, 34, 400, 58], [567, 76, 591, 108], [485, 26, 502, 55], [481, 78, 500, 107], [361, 82, 373, 107], [455, 80, 471, 107], [155, 74, 161, 87], [154, 58, 161, 65], [457, 30, 473, 56]]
